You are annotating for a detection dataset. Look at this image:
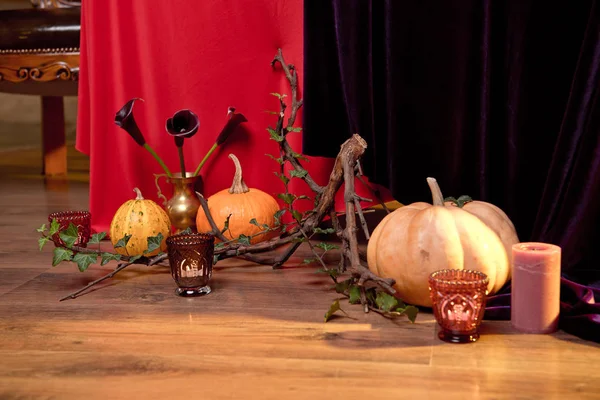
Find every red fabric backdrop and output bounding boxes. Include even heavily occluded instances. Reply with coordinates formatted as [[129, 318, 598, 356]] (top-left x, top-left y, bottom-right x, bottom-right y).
[[77, 0, 383, 234]]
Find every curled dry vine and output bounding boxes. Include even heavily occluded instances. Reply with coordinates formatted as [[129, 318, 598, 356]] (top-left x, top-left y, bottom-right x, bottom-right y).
[[36, 49, 417, 323]]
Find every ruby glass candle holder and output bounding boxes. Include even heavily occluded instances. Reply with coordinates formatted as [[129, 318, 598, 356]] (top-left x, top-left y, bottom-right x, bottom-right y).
[[166, 233, 215, 297], [48, 211, 92, 248], [428, 269, 489, 343]]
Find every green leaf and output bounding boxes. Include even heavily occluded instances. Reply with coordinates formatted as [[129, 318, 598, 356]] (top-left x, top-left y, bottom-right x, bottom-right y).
[[38, 236, 50, 251], [335, 278, 353, 294], [180, 227, 193, 235], [36, 223, 47, 233], [316, 267, 339, 280], [313, 227, 335, 235], [114, 234, 132, 249], [397, 305, 419, 323], [100, 252, 121, 266], [348, 285, 361, 304], [213, 254, 220, 265], [291, 151, 309, 162], [88, 232, 106, 245], [73, 253, 97, 272], [315, 242, 339, 252], [274, 172, 290, 185], [304, 258, 317, 265], [144, 232, 164, 254], [249, 218, 260, 227], [58, 223, 79, 249], [52, 247, 73, 266], [237, 234, 251, 246], [265, 154, 284, 164], [221, 214, 232, 234], [214, 242, 227, 250], [286, 126, 302, 133], [324, 299, 341, 322], [128, 255, 142, 263], [296, 195, 310, 201], [270, 92, 286, 99], [48, 219, 60, 236], [375, 292, 399, 312], [277, 193, 296, 205], [290, 169, 308, 179], [273, 209, 286, 225], [292, 209, 303, 222], [267, 128, 284, 142], [291, 237, 307, 243]]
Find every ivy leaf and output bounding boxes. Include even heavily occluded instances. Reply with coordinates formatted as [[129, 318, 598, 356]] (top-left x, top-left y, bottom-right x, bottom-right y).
[[315, 242, 339, 252], [376, 291, 399, 312], [88, 232, 106, 245], [180, 227, 193, 235], [274, 172, 289, 185], [144, 232, 164, 254], [396, 305, 419, 323], [73, 253, 97, 272], [267, 128, 284, 142], [348, 285, 361, 304], [296, 195, 310, 201], [52, 247, 73, 266], [313, 227, 335, 235], [270, 92, 286, 99], [334, 278, 353, 294], [214, 242, 227, 250], [128, 255, 142, 263], [237, 234, 251, 246], [316, 267, 339, 281], [277, 193, 296, 205], [48, 219, 60, 236], [249, 218, 260, 227], [38, 236, 50, 251], [291, 237, 307, 243], [114, 234, 132, 249], [292, 209, 303, 222], [100, 252, 121, 266], [273, 209, 286, 225], [324, 299, 342, 322], [221, 214, 232, 234], [59, 223, 79, 249], [36, 223, 47, 233], [213, 254, 221, 265], [291, 151, 309, 162], [304, 258, 317, 265], [365, 287, 377, 305], [290, 169, 307, 179], [286, 126, 302, 133]]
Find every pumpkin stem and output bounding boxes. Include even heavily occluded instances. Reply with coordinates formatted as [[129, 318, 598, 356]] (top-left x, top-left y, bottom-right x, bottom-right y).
[[426, 177, 445, 206], [133, 187, 144, 200], [228, 154, 249, 194]]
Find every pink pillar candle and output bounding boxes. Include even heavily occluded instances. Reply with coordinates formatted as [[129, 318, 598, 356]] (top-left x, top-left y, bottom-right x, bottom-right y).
[[511, 242, 561, 333]]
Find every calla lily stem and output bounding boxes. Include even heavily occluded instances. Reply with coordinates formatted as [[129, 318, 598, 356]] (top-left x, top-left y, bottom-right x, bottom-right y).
[[143, 143, 172, 177], [193, 142, 218, 177], [178, 146, 187, 179]]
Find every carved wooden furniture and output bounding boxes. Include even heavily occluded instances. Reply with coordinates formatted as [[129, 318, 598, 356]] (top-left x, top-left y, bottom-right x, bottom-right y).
[[0, 1, 81, 176]]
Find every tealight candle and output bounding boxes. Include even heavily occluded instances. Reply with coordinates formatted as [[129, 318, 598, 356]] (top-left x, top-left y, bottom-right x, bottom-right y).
[[511, 242, 561, 333]]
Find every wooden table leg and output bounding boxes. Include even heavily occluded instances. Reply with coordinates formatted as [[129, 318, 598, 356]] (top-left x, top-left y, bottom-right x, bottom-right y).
[[41, 96, 67, 176]]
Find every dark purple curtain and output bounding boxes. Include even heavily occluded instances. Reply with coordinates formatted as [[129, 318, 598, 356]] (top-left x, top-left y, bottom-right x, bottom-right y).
[[303, 1, 600, 341], [303, 0, 600, 284]]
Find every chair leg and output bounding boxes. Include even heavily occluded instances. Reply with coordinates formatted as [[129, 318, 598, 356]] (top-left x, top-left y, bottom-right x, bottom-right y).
[[41, 96, 67, 176]]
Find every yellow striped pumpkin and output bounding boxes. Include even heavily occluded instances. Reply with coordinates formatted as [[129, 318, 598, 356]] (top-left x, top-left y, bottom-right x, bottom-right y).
[[110, 188, 171, 256]]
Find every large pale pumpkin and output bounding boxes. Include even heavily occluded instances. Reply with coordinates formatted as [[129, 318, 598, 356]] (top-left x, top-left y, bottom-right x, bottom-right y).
[[367, 178, 519, 307], [196, 154, 280, 244], [110, 188, 171, 256]]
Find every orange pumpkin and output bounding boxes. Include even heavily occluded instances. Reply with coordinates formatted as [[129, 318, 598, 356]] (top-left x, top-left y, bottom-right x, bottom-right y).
[[196, 154, 280, 244], [109, 188, 171, 256], [367, 178, 519, 307]]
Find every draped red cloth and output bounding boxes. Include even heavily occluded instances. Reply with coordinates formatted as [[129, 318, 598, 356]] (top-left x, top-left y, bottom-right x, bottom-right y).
[[77, 0, 381, 234]]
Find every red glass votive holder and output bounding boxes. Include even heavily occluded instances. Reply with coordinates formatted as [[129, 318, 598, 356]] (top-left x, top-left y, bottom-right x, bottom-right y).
[[48, 211, 92, 248], [428, 269, 489, 343], [166, 233, 215, 297]]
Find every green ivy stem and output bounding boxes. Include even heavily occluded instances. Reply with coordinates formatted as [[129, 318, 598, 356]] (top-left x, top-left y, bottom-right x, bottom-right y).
[[177, 146, 187, 179], [300, 228, 330, 271], [193, 143, 218, 177], [143, 143, 172, 177]]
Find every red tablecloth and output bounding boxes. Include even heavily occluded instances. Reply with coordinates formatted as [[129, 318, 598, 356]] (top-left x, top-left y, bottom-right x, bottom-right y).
[[76, 0, 384, 234]]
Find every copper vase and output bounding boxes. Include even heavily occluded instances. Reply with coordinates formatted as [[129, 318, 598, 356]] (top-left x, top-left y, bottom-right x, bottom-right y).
[[155, 172, 203, 233]]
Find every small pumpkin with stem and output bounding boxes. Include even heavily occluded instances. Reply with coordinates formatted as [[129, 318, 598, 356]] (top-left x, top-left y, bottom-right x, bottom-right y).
[[110, 188, 171, 256], [367, 177, 518, 307], [196, 154, 280, 244]]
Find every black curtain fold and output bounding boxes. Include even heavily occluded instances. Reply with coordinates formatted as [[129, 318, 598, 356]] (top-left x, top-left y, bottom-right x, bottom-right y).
[[303, 0, 599, 284]]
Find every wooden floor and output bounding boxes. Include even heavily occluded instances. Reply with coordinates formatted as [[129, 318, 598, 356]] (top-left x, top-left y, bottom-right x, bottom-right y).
[[1, 154, 599, 399]]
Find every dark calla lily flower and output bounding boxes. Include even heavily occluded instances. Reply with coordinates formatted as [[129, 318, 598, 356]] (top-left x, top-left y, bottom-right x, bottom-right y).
[[192, 107, 248, 177], [166, 109, 200, 148], [114, 98, 146, 146]]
